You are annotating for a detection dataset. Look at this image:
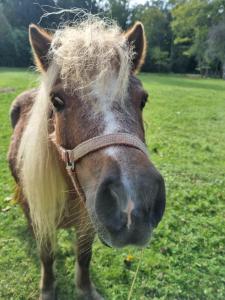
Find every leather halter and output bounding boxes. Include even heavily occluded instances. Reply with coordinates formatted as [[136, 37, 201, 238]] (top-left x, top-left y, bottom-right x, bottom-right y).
[[61, 133, 148, 171], [57, 133, 149, 201]]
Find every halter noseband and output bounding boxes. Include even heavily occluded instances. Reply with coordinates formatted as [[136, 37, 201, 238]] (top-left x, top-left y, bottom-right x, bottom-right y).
[[61, 133, 148, 171], [57, 133, 149, 200]]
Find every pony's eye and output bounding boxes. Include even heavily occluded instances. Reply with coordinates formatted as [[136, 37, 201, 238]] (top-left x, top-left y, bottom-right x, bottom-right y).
[[140, 93, 148, 110], [50, 94, 65, 111]]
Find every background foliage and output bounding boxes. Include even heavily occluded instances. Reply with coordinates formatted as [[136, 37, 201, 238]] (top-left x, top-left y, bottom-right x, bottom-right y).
[[0, 0, 225, 76]]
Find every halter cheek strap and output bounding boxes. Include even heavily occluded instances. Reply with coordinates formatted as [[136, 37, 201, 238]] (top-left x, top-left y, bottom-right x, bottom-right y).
[[56, 133, 149, 201]]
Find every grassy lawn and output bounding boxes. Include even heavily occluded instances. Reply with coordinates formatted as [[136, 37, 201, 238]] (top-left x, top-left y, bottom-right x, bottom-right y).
[[0, 69, 225, 300]]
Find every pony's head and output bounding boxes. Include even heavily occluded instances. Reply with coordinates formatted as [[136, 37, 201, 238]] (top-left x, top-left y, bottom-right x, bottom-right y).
[[28, 17, 165, 247]]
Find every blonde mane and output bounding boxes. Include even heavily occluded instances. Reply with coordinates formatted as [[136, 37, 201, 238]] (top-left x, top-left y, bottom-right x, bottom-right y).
[[17, 16, 134, 246], [17, 64, 67, 246], [49, 15, 134, 103]]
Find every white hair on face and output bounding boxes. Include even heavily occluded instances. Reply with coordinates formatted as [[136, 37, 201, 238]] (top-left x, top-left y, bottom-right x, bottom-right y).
[[17, 64, 67, 247], [49, 15, 134, 104]]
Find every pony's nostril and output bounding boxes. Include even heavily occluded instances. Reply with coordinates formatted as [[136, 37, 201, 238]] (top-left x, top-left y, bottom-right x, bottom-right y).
[[95, 175, 128, 233]]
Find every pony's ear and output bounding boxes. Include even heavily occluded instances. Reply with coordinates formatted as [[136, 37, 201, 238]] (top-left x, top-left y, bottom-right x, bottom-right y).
[[29, 24, 52, 72], [125, 22, 146, 72]]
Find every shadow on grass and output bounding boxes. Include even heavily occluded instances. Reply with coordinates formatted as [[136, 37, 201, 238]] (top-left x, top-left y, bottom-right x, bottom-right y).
[[14, 221, 39, 266], [15, 225, 75, 298], [14, 222, 71, 298], [15, 223, 106, 299], [56, 231, 106, 299]]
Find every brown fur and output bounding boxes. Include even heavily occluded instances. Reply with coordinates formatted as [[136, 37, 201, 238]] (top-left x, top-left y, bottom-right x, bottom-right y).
[[8, 89, 104, 299], [8, 17, 151, 300], [8, 89, 36, 181], [8, 75, 148, 299]]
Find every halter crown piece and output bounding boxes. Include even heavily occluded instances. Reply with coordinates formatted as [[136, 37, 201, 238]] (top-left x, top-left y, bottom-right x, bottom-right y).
[[58, 133, 149, 200]]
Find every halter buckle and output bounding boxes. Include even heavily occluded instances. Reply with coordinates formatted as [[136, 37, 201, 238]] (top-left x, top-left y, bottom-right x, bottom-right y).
[[64, 150, 75, 172]]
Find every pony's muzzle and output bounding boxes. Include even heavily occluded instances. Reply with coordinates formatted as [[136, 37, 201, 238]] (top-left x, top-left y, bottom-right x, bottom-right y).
[[94, 161, 166, 248]]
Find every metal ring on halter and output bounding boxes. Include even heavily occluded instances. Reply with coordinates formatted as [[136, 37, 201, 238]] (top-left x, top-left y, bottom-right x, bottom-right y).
[[64, 150, 75, 172]]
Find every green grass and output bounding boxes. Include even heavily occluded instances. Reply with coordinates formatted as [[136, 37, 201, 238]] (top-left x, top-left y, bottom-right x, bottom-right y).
[[0, 69, 225, 300]]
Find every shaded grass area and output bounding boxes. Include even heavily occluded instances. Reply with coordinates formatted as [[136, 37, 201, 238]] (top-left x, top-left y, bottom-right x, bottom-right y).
[[0, 69, 225, 299]]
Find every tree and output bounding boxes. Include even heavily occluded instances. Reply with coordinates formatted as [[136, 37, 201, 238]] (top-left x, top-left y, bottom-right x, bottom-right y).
[[171, 0, 225, 75], [104, 0, 130, 29], [152, 47, 170, 72], [13, 28, 31, 67], [207, 19, 225, 79], [0, 0, 103, 67], [56, 0, 101, 15], [0, 0, 55, 28], [0, 0, 57, 67], [132, 3, 172, 72], [0, 7, 16, 66]]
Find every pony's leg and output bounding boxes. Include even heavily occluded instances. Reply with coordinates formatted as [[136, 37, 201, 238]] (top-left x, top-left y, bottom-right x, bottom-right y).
[[39, 242, 57, 300], [75, 224, 103, 300]]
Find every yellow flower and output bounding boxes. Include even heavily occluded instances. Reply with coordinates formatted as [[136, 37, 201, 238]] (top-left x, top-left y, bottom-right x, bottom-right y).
[[126, 254, 134, 262]]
